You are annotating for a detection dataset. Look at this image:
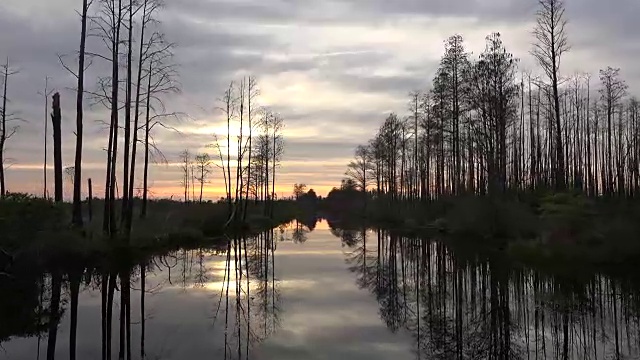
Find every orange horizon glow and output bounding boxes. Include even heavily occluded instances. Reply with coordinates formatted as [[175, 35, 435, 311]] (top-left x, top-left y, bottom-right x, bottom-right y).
[[147, 184, 336, 201], [3, 171, 340, 200]]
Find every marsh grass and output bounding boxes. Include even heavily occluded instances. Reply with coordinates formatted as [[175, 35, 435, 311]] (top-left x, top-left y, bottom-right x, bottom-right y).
[[320, 191, 640, 269], [0, 194, 297, 266]]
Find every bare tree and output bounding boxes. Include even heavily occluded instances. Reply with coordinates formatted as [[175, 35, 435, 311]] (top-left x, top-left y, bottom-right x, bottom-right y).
[[217, 82, 236, 218], [93, 0, 124, 236], [191, 162, 196, 203], [346, 145, 374, 210], [211, 134, 229, 204], [268, 112, 284, 216], [121, 0, 136, 228], [345, 145, 373, 193], [89, 0, 178, 222], [130, 0, 165, 222], [195, 153, 212, 203], [72, 0, 93, 227], [441, 34, 470, 194], [0, 58, 19, 199], [532, 0, 570, 190], [179, 149, 191, 202], [408, 91, 420, 201], [140, 46, 180, 218], [65, 166, 76, 196], [243, 77, 259, 219], [468, 33, 520, 196], [38, 77, 53, 199], [599, 67, 628, 196], [293, 183, 307, 200], [51, 93, 63, 203], [249, 133, 270, 203]]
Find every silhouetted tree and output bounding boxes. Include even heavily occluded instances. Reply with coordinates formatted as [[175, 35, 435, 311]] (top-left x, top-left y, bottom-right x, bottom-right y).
[[267, 112, 284, 216], [532, 0, 570, 190], [467, 33, 520, 195], [599, 67, 628, 196], [293, 183, 307, 200], [441, 34, 470, 194], [140, 36, 179, 218], [39, 77, 53, 199], [120, 0, 135, 232], [195, 153, 212, 203], [179, 149, 191, 202], [243, 76, 259, 219], [93, 0, 124, 236], [71, 0, 92, 227], [346, 145, 373, 193], [0, 59, 19, 199], [51, 93, 63, 203]]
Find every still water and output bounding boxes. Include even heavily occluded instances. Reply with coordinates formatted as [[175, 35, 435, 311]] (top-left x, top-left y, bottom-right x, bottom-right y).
[[2, 220, 640, 359]]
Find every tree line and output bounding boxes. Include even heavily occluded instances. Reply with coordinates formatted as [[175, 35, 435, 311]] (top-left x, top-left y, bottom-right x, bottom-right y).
[[343, 0, 638, 202]]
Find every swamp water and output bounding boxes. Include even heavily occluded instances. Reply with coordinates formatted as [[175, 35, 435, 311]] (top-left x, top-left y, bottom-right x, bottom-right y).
[[2, 220, 639, 359]]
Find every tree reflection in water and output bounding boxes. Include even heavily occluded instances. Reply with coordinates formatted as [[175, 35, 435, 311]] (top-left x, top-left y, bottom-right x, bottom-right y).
[[0, 227, 281, 360], [5, 222, 639, 359], [341, 227, 640, 360]]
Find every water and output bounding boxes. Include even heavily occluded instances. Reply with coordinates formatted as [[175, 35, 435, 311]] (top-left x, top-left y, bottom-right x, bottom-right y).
[[1, 220, 639, 359]]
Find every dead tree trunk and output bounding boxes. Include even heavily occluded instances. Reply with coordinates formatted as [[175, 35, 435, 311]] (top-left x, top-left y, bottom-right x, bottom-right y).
[[141, 59, 153, 219], [88, 178, 93, 221], [0, 60, 9, 198], [52, 93, 63, 203], [72, 0, 90, 227]]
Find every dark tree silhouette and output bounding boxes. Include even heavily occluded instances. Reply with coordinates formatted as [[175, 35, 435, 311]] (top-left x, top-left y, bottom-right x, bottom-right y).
[[345, 145, 374, 193], [599, 67, 628, 196], [0, 59, 19, 199], [94, 0, 124, 236], [179, 149, 192, 203], [467, 33, 520, 196], [51, 93, 63, 203], [72, 0, 92, 227], [293, 183, 307, 200], [337, 6, 640, 202], [532, 0, 570, 190], [195, 153, 212, 203]]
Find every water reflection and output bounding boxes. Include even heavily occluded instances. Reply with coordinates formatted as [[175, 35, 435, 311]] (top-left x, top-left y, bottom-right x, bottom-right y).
[[0, 260, 50, 349], [3, 221, 640, 360], [340, 227, 640, 360], [0, 229, 281, 360]]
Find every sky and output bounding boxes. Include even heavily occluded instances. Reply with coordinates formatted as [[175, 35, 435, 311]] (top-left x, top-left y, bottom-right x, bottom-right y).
[[1, 0, 639, 200]]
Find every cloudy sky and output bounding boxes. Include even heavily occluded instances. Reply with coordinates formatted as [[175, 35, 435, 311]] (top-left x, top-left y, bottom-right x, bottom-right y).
[[1, 0, 639, 199]]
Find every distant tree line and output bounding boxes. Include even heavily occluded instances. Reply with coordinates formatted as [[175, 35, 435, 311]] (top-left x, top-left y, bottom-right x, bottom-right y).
[[342, 0, 639, 202]]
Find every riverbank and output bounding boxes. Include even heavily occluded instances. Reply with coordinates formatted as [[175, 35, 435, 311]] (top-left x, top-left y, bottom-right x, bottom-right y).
[[321, 192, 640, 271], [0, 193, 297, 268]]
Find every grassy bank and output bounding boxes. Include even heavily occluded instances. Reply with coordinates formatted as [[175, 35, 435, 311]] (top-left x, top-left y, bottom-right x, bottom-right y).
[[0, 193, 297, 267], [321, 191, 640, 269]]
